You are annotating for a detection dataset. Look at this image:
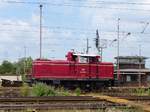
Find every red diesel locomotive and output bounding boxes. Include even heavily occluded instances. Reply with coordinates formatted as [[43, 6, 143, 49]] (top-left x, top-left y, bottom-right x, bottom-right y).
[[31, 51, 114, 89]]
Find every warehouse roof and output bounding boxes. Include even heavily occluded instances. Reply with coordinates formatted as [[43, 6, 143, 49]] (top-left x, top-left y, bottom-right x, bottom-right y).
[[115, 56, 148, 59], [114, 68, 150, 73], [73, 53, 100, 57]]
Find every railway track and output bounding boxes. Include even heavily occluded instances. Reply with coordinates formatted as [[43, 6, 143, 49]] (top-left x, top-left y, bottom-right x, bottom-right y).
[[102, 94, 150, 107], [0, 96, 128, 110], [115, 96, 150, 101], [1, 87, 150, 111]]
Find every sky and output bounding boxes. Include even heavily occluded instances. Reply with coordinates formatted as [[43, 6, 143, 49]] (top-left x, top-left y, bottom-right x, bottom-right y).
[[0, 0, 150, 67]]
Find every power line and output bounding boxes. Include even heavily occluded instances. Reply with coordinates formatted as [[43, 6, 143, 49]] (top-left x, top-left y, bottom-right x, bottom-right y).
[[0, 23, 95, 32], [1, 20, 150, 32], [3, 0, 150, 5], [1, 22, 150, 36], [70, 0, 150, 6], [1, 28, 150, 36], [2, 1, 150, 12]]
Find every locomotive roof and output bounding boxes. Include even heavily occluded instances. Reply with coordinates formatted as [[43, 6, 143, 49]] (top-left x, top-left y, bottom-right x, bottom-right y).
[[73, 53, 99, 57]]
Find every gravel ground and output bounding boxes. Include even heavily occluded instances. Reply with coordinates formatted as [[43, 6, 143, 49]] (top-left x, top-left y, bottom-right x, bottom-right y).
[[0, 108, 143, 112]]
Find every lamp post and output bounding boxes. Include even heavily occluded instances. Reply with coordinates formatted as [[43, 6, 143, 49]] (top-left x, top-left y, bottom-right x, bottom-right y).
[[138, 45, 142, 87], [109, 39, 117, 46], [116, 18, 131, 82], [86, 38, 91, 54], [40, 4, 43, 59], [117, 18, 120, 82], [23, 46, 27, 81]]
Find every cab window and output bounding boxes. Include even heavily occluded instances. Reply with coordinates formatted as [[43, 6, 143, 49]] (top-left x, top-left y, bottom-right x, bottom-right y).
[[79, 56, 88, 63], [89, 57, 99, 63], [72, 55, 78, 62]]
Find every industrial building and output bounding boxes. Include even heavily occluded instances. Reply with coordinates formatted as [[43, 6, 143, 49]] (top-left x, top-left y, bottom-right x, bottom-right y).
[[115, 56, 150, 86]]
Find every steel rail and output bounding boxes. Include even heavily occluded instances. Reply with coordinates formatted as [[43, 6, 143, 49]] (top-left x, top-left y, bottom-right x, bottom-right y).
[[0, 103, 127, 110], [0, 96, 128, 110], [0, 96, 101, 102]]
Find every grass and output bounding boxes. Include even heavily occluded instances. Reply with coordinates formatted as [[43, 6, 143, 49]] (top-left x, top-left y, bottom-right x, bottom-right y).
[[20, 83, 30, 96], [56, 86, 70, 96], [31, 83, 57, 96], [130, 88, 150, 96], [31, 83, 72, 96], [75, 87, 81, 96]]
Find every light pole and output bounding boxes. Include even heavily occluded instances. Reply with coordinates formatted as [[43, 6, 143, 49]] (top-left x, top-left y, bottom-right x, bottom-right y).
[[40, 4, 43, 59], [24, 46, 27, 75], [117, 18, 120, 82], [138, 45, 142, 87], [86, 38, 91, 54], [116, 18, 131, 82], [109, 39, 117, 46]]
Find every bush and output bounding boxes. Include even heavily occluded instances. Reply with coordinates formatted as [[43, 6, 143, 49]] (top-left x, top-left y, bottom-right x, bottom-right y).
[[135, 88, 146, 96], [47, 86, 57, 96], [58, 87, 70, 96], [20, 83, 30, 96], [147, 88, 150, 96], [32, 83, 49, 96], [75, 87, 81, 96], [32, 83, 58, 96], [31, 83, 72, 96]]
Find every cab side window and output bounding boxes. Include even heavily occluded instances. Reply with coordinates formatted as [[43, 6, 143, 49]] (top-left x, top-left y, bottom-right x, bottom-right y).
[[72, 55, 78, 62], [89, 57, 98, 63], [79, 56, 88, 63]]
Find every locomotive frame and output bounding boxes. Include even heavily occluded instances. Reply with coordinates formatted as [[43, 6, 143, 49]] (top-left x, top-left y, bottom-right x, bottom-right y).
[[30, 52, 114, 89]]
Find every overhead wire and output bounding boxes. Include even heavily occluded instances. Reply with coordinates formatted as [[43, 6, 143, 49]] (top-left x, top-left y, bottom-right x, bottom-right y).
[[0, 26, 150, 36], [0, 1, 150, 47], [1, 0, 150, 12], [69, 0, 150, 5], [3, 0, 150, 6]]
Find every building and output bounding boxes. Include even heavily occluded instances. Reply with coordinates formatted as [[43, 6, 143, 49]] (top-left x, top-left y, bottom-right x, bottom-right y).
[[114, 56, 150, 86]]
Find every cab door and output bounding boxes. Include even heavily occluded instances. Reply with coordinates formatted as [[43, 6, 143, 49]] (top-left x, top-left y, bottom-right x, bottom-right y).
[[69, 61, 76, 78], [76, 56, 89, 79], [89, 57, 98, 78]]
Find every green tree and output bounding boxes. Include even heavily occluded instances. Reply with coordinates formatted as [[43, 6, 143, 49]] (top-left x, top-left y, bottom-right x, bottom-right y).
[[15, 57, 33, 74], [25, 57, 33, 74], [0, 57, 33, 77], [0, 60, 14, 75], [15, 57, 33, 81]]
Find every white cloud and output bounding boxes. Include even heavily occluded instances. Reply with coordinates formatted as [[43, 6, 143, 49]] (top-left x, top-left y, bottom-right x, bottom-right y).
[[77, 0, 150, 66], [0, 0, 150, 66]]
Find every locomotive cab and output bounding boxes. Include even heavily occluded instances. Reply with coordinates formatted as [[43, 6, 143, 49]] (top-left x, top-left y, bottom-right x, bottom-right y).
[[66, 52, 100, 63], [76, 55, 100, 63]]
